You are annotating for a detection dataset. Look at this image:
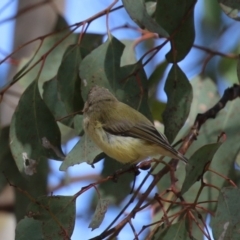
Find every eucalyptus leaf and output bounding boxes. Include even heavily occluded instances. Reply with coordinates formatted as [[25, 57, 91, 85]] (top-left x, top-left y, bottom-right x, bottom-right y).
[[89, 198, 110, 230], [122, 0, 169, 37], [120, 40, 137, 66], [148, 61, 168, 99], [212, 187, 240, 239], [162, 64, 192, 143], [155, 0, 196, 62], [59, 135, 103, 171], [9, 80, 64, 175], [57, 44, 84, 114], [0, 128, 48, 221], [154, 219, 195, 240], [181, 142, 222, 194], [15, 217, 44, 240], [145, 1, 157, 16], [26, 195, 76, 239], [79, 35, 125, 101], [73, 115, 84, 135], [43, 77, 73, 127]]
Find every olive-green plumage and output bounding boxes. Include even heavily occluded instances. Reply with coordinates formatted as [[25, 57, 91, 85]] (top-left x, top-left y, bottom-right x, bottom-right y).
[[83, 86, 188, 164]]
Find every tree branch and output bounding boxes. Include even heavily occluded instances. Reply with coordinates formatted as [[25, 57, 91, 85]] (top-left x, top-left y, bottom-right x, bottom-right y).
[[181, 83, 240, 154]]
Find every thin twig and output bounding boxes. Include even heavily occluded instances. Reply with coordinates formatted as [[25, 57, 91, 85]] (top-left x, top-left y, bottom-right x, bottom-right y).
[[194, 44, 238, 59]]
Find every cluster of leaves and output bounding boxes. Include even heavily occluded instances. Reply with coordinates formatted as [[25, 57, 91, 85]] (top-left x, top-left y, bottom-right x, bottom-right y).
[[1, 0, 240, 239]]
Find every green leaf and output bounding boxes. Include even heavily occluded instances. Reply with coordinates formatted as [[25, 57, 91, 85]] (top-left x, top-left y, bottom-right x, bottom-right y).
[[43, 77, 73, 126], [16, 15, 77, 90], [218, 47, 239, 84], [182, 76, 219, 130], [150, 100, 166, 122], [26, 195, 76, 239], [73, 114, 84, 135], [148, 61, 168, 87], [57, 44, 84, 114], [211, 187, 240, 239], [14, 159, 48, 221], [122, 0, 169, 37], [218, 0, 240, 21], [191, 213, 207, 240], [80, 33, 103, 59], [148, 60, 168, 99], [15, 217, 44, 240], [99, 157, 134, 205], [54, 14, 69, 30], [89, 198, 110, 230], [145, 1, 157, 16], [11, 45, 40, 87], [118, 62, 152, 119], [59, 135, 103, 171], [202, 0, 222, 30], [181, 142, 222, 194], [120, 40, 137, 66], [162, 64, 192, 143], [155, 0, 196, 62], [154, 219, 194, 240], [9, 80, 64, 175], [177, 76, 240, 210], [0, 127, 13, 192], [0, 128, 48, 221], [80, 36, 125, 100]]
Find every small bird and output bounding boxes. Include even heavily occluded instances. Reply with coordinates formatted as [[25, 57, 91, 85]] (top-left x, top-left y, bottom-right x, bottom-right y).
[[83, 85, 188, 164]]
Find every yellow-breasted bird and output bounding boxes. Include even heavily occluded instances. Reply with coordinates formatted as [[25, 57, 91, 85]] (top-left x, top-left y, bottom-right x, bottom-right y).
[[83, 86, 188, 164]]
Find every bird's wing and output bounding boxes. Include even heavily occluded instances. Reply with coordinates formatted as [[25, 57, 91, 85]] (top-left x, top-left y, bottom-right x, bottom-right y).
[[103, 119, 189, 163], [101, 103, 172, 151], [103, 120, 173, 152], [101, 103, 188, 163]]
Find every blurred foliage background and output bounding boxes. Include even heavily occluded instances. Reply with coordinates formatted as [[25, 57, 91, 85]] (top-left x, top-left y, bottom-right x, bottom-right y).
[[0, 0, 240, 239]]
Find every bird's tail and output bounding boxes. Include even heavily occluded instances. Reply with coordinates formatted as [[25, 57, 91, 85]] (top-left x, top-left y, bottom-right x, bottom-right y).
[[176, 152, 188, 164]]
